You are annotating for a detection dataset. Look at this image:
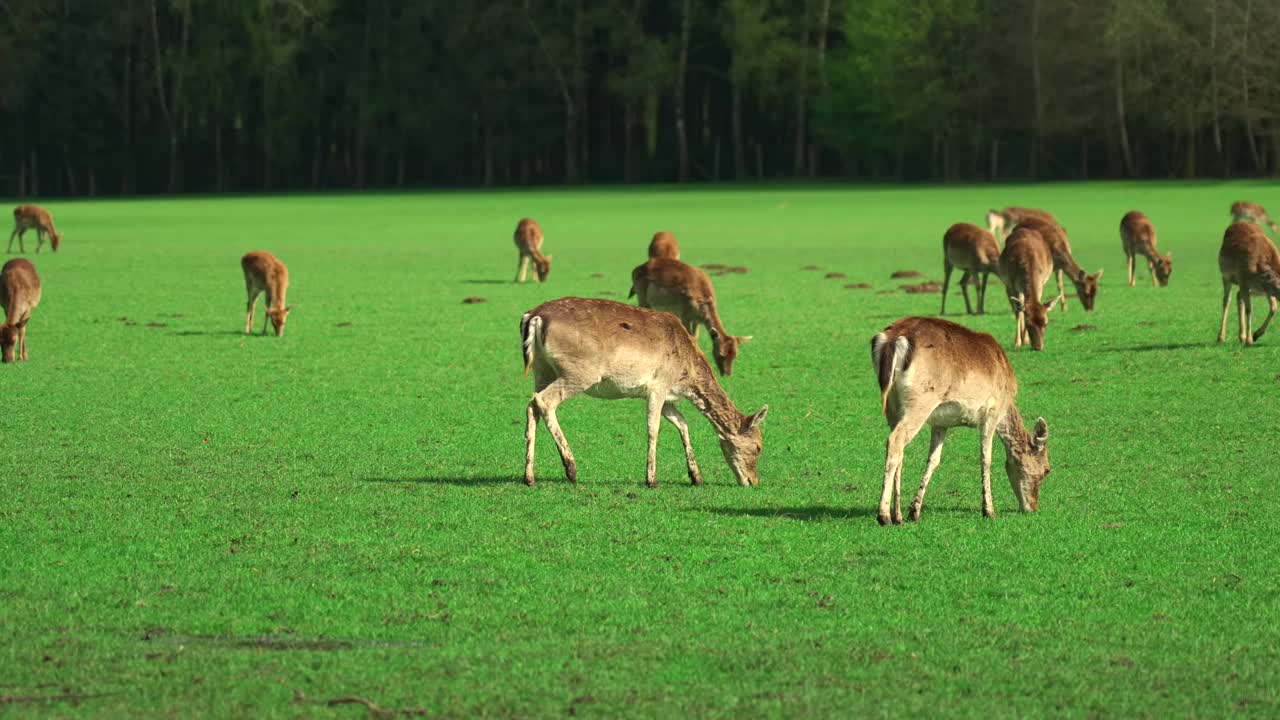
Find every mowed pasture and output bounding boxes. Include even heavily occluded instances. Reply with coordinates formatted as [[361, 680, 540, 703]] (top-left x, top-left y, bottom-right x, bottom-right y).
[[2, 183, 1278, 717]]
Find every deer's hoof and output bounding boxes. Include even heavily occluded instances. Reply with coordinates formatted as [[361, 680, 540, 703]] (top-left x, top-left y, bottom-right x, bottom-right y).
[[877, 513, 891, 526]]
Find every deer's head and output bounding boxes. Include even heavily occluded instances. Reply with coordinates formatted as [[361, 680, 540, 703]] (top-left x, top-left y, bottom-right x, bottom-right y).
[[1006, 417, 1050, 512], [50, 232, 61, 252], [266, 305, 292, 337], [1152, 252, 1172, 286], [1074, 269, 1102, 310], [534, 255, 552, 282], [1011, 295, 1058, 350], [710, 331, 752, 377], [717, 405, 769, 487]]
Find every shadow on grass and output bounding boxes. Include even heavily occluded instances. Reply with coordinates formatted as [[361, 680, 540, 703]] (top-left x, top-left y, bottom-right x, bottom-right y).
[[1097, 341, 1215, 353], [698, 505, 877, 522], [462, 279, 511, 285], [362, 475, 516, 486], [169, 330, 251, 337]]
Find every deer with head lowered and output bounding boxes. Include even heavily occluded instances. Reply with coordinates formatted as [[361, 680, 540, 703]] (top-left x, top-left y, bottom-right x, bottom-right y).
[[872, 317, 1050, 525], [514, 218, 552, 282], [1014, 216, 1101, 312], [241, 251, 291, 337], [1231, 201, 1279, 235], [1120, 210, 1171, 287], [1217, 222, 1280, 346], [9, 205, 62, 254], [520, 297, 769, 488], [0, 259, 42, 363], [941, 222, 1000, 315], [629, 258, 751, 376], [648, 231, 680, 259], [999, 226, 1060, 351]]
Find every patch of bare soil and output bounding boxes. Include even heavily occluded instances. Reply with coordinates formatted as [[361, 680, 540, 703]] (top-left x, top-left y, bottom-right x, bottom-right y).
[[461, 297, 487, 304], [335, 321, 353, 327], [824, 272, 846, 279], [844, 283, 872, 289], [1070, 324, 1097, 332], [901, 281, 943, 294], [589, 272, 606, 278], [801, 265, 822, 271], [146, 322, 168, 328], [891, 270, 921, 279]]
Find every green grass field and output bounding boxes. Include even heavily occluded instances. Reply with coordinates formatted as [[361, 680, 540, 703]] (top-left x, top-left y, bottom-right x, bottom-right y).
[[2, 182, 1278, 717]]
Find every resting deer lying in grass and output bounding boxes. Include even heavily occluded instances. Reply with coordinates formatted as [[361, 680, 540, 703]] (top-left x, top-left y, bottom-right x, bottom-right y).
[[9, 205, 62, 254], [871, 317, 1050, 525], [514, 218, 552, 282], [1217, 222, 1280, 346], [520, 297, 768, 488], [987, 206, 1056, 242], [0, 259, 42, 363], [999, 227, 1060, 351], [1015, 216, 1101, 312], [941, 223, 1000, 315], [241, 251, 291, 337], [1119, 210, 1171, 287], [648, 231, 680, 259], [1231, 201, 1278, 235], [629, 258, 751, 376]]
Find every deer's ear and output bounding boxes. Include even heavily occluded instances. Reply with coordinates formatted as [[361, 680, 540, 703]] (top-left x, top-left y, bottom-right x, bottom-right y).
[[736, 335, 753, 343], [1033, 417, 1049, 449], [745, 405, 769, 431], [1009, 296, 1025, 312], [1165, 251, 1173, 260], [1044, 296, 1061, 313], [1094, 268, 1104, 280]]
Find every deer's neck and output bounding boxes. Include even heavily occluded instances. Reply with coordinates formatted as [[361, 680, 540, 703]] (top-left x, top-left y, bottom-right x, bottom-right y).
[[995, 404, 1033, 456], [696, 295, 729, 337], [1057, 252, 1086, 283], [684, 369, 742, 437]]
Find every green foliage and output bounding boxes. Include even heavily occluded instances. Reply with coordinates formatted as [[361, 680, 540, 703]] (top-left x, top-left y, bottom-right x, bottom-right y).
[[1, 183, 1278, 715]]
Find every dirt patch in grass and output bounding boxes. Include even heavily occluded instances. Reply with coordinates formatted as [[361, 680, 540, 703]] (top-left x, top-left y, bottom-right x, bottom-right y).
[[802, 265, 822, 271], [702, 264, 749, 276], [146, 322, 168, 328], [876, 290, 896, 295], [844, 283, 872, 290], [461, 297, 487, 304], [891, 270, 921, 279], [590, 272, 606, 278], [901, 281, 942, 294], [824, 272, 846, 279], [1070, 324, 1097, 332], [335, 321, 353, 327]]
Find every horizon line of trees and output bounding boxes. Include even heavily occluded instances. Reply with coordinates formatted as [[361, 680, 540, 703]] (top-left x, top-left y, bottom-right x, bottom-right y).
[[3, 0, 1280, 197]]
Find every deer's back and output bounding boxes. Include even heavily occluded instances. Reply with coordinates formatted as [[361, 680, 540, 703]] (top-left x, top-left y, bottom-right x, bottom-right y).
[[0, 259, 41, 313], [1231, 201, 1266, 219], [944, 223, 1000, 268], [1220, 222, 1280, 281], [878, 316, 1017, 410], [1120, 211, 1153, 249], [632, 259, 712, 309], [1004, 206, 1057, 226], [12, 204, 52, 228], [648, 231, 680, 259], [1000, 228, 1053, 293], [514, 218, 543, 251], [242, 251, 288, 286]]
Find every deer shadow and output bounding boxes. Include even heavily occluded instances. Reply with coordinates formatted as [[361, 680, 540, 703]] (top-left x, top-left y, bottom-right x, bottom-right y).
[[462, 279, 511, 285], [696, 505, 876, 522], [362, 475, 517, 487], [1097, 341, 1215, 353], [170, 330, 252, 337]]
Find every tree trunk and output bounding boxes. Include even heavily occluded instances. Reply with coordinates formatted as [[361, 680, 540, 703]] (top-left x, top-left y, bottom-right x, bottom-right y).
[[1029, 0, 1043, 179], [792, 3, 811, 176], [1210, 0, 1223, 167], [1115, 57, 1136, 177], [149, 0, 185, 193], [623, 102, 634, 183], [731, 80, 746, 179], [675, 0, 691, 182], [1241, 0, 1262, 174], [121, 4, 133, 195]]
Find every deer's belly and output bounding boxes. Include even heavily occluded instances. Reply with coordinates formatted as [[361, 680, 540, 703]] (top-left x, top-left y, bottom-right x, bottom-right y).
[[927, 400, 984, 428], [585, 378, 648, 400]]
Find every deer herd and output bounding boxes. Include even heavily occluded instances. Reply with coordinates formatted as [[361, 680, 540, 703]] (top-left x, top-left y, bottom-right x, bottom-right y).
[[3, 197, 1279, 525]]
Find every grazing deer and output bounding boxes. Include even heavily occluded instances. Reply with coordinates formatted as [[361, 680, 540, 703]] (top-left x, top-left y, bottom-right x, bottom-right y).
[[514, 218, 552, 282], [941, 223, 1001, 315], [629, 258, 751, 376], [648, 231, 680, 259], [1015, 216, 1101, 312], [998, 226, 1060, 351], [520, 297, 769, 488], [1217, 222, 1280, 346], [9, 205, 62, 254], [1230, 201, 1278, 235], [1119, 210, 1172, 287], [871, 317, 1050, 525], [987, 206, 1057, 242], [241, 251, 291, 337], [0, 259, 42, 363]]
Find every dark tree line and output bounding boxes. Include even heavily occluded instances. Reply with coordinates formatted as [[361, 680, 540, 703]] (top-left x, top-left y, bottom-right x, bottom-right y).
[[3, 0, 1280, 196]]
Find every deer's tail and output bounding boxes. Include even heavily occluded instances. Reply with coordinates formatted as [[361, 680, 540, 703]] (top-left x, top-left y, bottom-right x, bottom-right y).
[[871, 333, 911, 415], [520, 312, 543, 376]]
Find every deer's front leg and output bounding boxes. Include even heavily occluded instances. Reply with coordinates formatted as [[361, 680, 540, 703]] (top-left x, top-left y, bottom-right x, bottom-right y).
[[978, 272, 991, 315], [1148, 260, 1157, 288], [980, 424, 997, 519], [1127, 254, 1135, 287], [1218, 280, 1233, 343], [662, 402, 702, 485], [959, 270, 974, 315], [18, 323, 28, 361], [644, 395, 662, 488], [6, 228, 16, 253], [909, 426, 947, 522], [940, 263, 953, 315]]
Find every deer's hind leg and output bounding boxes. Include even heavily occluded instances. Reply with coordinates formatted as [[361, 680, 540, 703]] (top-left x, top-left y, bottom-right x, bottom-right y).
[[244, 284, 262, 335], [662, 402, 702, 485], [959, 270, 975, 315], [516, 255, 530, 283], [879, 407, 931, 526], [532, 376, 589, 483], [1253, 295, 1279, 343], [941, 261, 954, 315], [1218, 279, 1233, 343]]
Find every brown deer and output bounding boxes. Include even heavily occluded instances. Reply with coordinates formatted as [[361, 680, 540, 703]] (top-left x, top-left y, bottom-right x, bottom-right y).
[[514, 218, 552, 282], [1119, 210, 1172, 287], [1217, 222, 1280, 346], [998, 226, 1060, 351], [241, 251, 291, 337], [871, 317, 1050, 525], [1015, 216, 1101, 312], [9, 205, 62, 254], [0, 259, 41, 363], [629, 258, 751, 376], [1230, 201, 1278, 235], [648, 231, 680, 259], [987, 206, 1057, 242], [941, 223, 1001, 315], [520, 297, 769, 488]]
